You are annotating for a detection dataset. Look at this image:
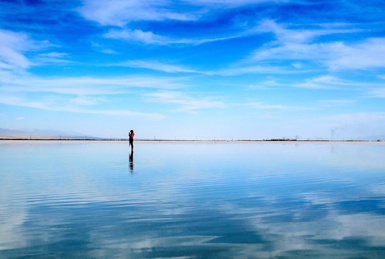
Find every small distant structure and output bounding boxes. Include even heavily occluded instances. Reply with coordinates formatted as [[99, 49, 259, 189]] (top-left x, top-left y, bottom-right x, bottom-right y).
[[268, 139, 297, 141]]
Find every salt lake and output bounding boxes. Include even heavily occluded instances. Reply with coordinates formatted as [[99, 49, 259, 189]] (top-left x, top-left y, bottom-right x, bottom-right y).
[[1, 141, 385, 258]]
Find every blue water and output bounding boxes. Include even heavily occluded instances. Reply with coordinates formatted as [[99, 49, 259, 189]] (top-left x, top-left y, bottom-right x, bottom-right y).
[[1, 142, 385, 258]]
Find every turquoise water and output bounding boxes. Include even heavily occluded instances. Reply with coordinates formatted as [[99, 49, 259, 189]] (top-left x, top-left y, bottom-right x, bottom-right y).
[[1, 142, 385, 258]]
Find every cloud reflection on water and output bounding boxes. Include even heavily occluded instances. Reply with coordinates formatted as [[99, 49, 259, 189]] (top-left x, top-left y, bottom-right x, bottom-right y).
[[0, 142, 385, 258]]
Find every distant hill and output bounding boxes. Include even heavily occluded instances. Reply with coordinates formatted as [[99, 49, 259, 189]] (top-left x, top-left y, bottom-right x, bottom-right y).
[[0, 128, 100, 139]]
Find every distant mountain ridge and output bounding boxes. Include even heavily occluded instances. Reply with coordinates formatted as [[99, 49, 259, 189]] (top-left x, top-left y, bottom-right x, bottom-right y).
[[0, 128, 99, 139]]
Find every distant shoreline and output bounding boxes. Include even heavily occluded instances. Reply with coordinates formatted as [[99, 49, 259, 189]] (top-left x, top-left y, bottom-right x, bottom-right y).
[[0, 139, 384, 145]]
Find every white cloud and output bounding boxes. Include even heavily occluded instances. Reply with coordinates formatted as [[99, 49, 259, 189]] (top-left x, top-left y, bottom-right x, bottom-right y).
[[104, 28, 241, 45], [34, 52, 72, 65], [253, 19, 349, 44], [0, 95, 164, 120], [246, 102, 308, 110], [247, 102, 290, 109], [249, 20, 385, 70], [0, 29, 68, 72], [78, 0, 281, 27], [185, 0, 285, 6], [91, 42, 118, 54], [38, 52, 68, 58], [69, 96, 105, 106], [213, 65, 303, 76], [296, 75, 340, 89], [368, 88, 385, 98], [326, 38, 385, 70], [0, 29, 34, 70], [99, 49, 117, 54], [78, 0, 198, 27], [145, 91, 224, 113], [104, 29, 170, 44], [0, 72, 186, 95], [16, 117, 24, 120], [111, 60, 200, 73], [319, 99, 355, 105]]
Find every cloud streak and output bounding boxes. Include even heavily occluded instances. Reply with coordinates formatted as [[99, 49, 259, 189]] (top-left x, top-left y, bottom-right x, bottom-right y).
[[248, 20, 385, 71], [0, 95, 164, 120], [368, 88, 385, 98], [0, 72, 187, 95], [0, 29, 34, 70], [78, 0, 199, 27], [145, 91, 224, 113], [111, 60, 200, 73], [103, 28, 242, 45], [78, 0, 283, 27], [246, 102, 309, 110]]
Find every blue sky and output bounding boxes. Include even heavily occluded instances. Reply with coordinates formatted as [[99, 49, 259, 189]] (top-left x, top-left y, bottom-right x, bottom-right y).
[[1, 0, 385, 139]]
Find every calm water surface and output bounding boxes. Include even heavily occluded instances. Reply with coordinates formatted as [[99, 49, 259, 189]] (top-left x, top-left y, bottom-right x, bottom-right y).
[[1, 142, 385, 258]]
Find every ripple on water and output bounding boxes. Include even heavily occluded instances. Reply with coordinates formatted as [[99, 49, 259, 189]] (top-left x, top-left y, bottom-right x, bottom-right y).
[[1, 143, 385, 258]]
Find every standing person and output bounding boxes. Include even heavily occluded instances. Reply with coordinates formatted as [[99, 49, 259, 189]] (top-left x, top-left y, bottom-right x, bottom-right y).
[[129, 130, 135, 152]]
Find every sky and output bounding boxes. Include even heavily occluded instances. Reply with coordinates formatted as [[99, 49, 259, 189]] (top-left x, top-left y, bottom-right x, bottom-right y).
[[0, 0, 385, 140]]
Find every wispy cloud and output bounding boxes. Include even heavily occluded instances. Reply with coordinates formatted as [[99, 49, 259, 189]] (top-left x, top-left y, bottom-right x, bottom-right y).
[[184, 0, 285, 7], [325, 38, 385, 70], [111, 60, 200, 73], [16, 117, 24, 120], [0, 73, 186, 95], [34, 52, 72, 65], [104, 28, 241, 45], [368, 88, 385, 98], [247, 20, 385, 71], [0, 95, 164, 120], [78, 0, 199, 27], [38, 52, 68, 58], [69, 96, 106, 106], [296, 75, 385, 90], [246, 102, 308, 110], [0, 29, 34, 70], [296, 75, 341, 89], [248, 76, 352, 90], [91, 42, 118, 54], [213, 65, 307, 76], [78, 0, 281, 27], [319, 99, 356, 105], [0, 29, 70, 73], [145, 91, 224, 113]]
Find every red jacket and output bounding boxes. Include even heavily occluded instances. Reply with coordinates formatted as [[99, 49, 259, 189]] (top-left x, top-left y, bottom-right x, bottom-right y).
[[129, 132, 135, 139]]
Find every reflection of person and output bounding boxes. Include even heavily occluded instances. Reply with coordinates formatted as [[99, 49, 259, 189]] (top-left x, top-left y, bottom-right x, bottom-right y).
[[129, 150, 134, 173], [129, 130, 135, 152]]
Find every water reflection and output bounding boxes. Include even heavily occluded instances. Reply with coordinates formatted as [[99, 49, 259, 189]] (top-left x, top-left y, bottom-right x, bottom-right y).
[[129, 150, 134, 174], [0, 143, 385, 258]]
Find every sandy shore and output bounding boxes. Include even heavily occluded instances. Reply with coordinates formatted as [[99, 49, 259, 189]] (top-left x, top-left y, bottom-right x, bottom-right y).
[[0, 140, 384, 145]]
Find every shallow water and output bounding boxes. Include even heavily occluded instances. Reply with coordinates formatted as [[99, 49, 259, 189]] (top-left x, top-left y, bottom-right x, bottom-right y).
[[1, 142, 385, 258]]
